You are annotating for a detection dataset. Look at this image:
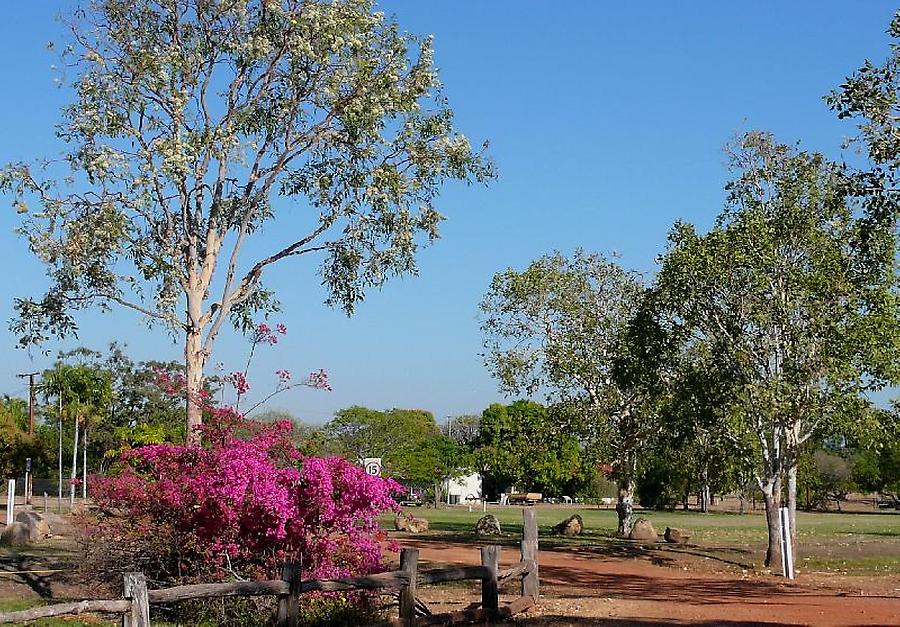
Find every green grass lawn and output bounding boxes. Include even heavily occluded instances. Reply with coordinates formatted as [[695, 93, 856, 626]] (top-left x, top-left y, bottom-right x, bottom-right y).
[[385, 505, 900, 575], [0, 598, 114, 626]]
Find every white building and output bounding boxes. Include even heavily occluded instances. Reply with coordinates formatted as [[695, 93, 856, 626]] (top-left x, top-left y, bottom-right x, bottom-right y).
[[443, 472, 482, 505]]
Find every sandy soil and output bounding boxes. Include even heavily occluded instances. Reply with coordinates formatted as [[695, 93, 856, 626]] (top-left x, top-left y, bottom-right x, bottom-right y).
[[2, 516, 898, 626], [396, 538, 900, 626]]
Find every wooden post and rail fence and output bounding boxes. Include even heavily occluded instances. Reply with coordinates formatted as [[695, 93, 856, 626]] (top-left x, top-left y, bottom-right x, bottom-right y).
[[0, 510, 539, 626]]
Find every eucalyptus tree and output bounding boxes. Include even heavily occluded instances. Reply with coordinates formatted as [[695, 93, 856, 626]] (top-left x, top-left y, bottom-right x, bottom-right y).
[[480, 250, 655, 534], [827, 9, 900, 237], [1, 0, 493, 441], [657, 132, 898, 567]]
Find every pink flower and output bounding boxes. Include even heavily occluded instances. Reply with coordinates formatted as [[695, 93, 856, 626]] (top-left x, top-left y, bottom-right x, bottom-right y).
[[251, 322, 282, 346], [90, 408, 400, 581], [275, 369, 292, 383], [225, 371, 249, 396], [306, 369, 332, 391]]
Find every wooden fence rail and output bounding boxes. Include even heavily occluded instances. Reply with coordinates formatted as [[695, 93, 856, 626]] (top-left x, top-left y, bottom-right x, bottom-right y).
[[0, 509, 539, 626]]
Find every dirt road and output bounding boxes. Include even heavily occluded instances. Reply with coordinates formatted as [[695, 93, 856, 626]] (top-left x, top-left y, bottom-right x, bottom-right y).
[[399, 539, 900, 626]]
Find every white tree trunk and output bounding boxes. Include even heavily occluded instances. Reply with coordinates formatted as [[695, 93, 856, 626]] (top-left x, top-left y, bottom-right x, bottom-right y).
[[185, 326, 206, 445], [616, 477, 635, 535]]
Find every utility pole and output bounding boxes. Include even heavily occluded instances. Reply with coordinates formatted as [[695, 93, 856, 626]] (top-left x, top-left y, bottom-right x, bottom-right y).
[[16, 372, 39, 436], [16, 372, 39, 504]]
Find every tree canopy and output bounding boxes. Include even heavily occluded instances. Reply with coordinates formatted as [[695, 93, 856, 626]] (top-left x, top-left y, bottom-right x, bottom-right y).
[[474, 400, 593, 499], [657, 131, 899, 565], [480, 250, 657, 533], [322, 405, 441, 481], [1, 0, 493, 438]]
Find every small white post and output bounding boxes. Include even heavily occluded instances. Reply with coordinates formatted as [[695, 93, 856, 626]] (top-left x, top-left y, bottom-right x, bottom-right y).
[[779, 507, 794, 579], [483, 499, 487, 513], [6, 479, 15, 526]]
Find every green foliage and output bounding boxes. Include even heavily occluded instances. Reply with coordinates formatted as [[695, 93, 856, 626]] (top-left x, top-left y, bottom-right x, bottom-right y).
[[475, 400, 593, 498], [825, 10, 900, 388], [2, 0, 493, 353], [445, 414, 480, 447], [480, 250, 656, 490], [826, 10, 900, 240], [0, 398, 41, 479], [481, 250, 643, 407], [43, 364, 112, 417], [323, 406, 442, 482], [40, 345, 185, 471], [656, 130, 900, 564], [636, 453, 684, 510], [407, 435, 471, 505], [797, 447, 853, 511], [98, 345, 186, 444], [853, 437, 900, 503], [658, 131, 896, 477]]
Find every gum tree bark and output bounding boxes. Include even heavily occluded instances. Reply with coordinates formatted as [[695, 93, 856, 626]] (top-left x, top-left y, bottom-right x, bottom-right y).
[[615, 477, 635, 536], [761, 473, 782, 569]]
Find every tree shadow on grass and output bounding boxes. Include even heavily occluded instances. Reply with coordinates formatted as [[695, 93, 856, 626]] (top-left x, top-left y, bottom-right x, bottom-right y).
[[537, 566, 797, 604], [861, 530, 900, 538], [401, 532, 756, 572]]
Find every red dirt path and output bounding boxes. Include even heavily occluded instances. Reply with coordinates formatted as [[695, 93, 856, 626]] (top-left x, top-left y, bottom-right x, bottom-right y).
[[396, 539, 900, 626]]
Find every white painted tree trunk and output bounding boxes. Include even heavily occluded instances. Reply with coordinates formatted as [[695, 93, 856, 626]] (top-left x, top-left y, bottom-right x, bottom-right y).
[[615, 451, 638, 535]]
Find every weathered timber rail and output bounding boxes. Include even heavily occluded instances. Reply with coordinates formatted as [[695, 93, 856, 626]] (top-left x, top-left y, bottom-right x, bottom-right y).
[[0, 509, 539, 626]]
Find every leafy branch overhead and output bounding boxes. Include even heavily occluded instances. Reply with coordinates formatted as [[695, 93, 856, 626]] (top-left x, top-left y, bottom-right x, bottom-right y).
[[2, 0, 493, 351]]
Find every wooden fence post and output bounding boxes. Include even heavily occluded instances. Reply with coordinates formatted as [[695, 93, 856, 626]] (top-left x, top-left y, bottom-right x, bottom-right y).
[[480, 545, 499, 619], [521, 508, 539, 602], [276, 562, 301, 627], [399, 548, 419, 625], [122, 572, 150, 627]]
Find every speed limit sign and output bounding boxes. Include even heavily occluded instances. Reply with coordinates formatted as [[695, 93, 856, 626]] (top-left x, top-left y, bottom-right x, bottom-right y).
[[363, 457, 382, 477]]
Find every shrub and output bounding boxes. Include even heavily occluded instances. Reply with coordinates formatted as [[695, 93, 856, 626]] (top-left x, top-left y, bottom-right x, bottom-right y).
[[82, 408, 402, 624], [798, 449, 853, 511], [636, 456, 684, 511]]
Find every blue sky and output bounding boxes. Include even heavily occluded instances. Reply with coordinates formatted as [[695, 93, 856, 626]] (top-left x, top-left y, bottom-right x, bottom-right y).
[[0, 2, 895, 423]]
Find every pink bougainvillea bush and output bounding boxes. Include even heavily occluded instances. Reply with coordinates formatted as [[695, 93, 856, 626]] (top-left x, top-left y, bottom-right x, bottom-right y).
[[85, 407, 402, 588]]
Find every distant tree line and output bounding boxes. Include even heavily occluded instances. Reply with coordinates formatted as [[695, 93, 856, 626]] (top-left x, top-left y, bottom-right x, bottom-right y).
[[478, 11, 900, 569]]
